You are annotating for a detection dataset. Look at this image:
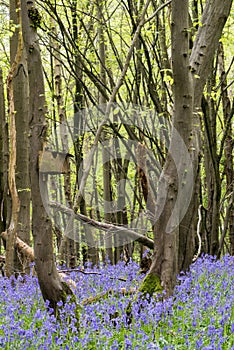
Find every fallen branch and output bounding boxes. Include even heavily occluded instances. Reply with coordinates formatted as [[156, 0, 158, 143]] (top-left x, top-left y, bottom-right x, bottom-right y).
[[58, 268, 127, 282], [0, 232, 129, 286], [1, 231, 34, 262], [1, 232, 139, 302], [49, 201, 154, 249], [1, 232, 75, 289], [81, 287, 137, 306]]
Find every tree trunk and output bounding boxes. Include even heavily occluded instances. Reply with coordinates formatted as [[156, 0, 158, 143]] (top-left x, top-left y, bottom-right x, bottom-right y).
[[20, 0, 73, 313], [143, 0, 233, 296], [218, 43, 234, 256], [51, 19, 77, 268], [0, 69, 8, 237], [188, 0, 233, 260], [4, 2, 24, 277], [96, 0, 114, 263], [10, 0, 31, 274], [202, 91, 221, 256], [70, 1, 97, 265], [148, 0, 194, 296]]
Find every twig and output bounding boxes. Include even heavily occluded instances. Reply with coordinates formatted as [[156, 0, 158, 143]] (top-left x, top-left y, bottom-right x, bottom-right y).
[[193, 204, 202, 262], [144, 0, 172, 25], [58, 268, 127, 282]]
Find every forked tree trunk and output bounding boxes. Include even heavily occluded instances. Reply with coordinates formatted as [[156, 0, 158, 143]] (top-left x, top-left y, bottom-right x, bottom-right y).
[[20, 0, 73, 312], [184, 0, 233, 262], [148, 0, 194, 296], [141, 0, 233, 297]]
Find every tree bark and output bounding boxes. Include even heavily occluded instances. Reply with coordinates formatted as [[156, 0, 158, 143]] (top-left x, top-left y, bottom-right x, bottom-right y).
[[149, 0, 194, 296], [145, 0, 233, 296], [20, 0, 73, 313], [202, 91, 221, 255], [10, 0, 31, 274], [180, 0, 233, 263], [0, 69, 8, 237], [51, 19, 77, 268], [1, 231, 34, 262], [218, 44, 234, 256], [5, 1, 24, 277]]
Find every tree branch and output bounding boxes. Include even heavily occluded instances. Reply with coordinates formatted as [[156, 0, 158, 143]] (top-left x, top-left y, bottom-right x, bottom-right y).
[[190, 0, 233, 103], [73, 0, 152, 210], [49, 201, 154, 249], [1, 231, 34, 262]]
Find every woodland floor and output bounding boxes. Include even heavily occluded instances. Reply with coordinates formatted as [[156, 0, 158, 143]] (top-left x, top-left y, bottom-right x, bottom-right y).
[[0, 255, 233, 349]]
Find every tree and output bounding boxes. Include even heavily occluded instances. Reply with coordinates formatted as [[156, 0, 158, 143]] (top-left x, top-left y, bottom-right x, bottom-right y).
[[142, 0, 233, 296], [0, 68, 8, 241], [20, 0, 73, 313], [10, 0, 31, 274], [3, 0, 23, 277]]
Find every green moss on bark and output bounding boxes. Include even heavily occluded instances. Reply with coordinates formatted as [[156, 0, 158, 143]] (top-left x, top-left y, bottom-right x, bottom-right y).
[[125, 273, 163, 325], [138, 273, 162, 296]]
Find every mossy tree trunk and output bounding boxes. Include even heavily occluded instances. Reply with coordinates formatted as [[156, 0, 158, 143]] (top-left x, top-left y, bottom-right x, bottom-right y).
[[142, 0, 233, 297], [20, 0, 74, 313]]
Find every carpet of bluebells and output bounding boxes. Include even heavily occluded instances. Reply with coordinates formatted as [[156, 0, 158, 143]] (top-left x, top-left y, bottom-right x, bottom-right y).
[[0, 255, 233, 349]]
